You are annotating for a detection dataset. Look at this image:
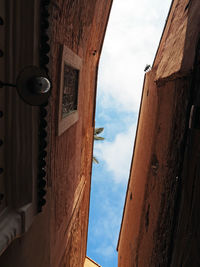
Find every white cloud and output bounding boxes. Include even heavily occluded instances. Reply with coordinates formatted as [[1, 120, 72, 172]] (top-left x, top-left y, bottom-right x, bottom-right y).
[[88, 1, 173, 264], [95, 124, 137, 183], [97, 0, 172, 113], [94, 245, 115, 258], [89, 196, 124, 257]]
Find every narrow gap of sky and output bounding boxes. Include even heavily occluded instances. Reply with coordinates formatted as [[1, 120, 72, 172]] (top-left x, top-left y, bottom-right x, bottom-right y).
[[87, 1, 172, 266]]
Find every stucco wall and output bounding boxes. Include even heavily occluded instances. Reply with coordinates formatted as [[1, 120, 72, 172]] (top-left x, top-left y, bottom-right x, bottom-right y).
[[118, 0, 200, 266], [84, 256, 101, 267], [49, 1, 112, 266]]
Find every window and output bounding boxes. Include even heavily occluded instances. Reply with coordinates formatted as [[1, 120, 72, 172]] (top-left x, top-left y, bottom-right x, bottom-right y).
[[62, 64, 79, 117]]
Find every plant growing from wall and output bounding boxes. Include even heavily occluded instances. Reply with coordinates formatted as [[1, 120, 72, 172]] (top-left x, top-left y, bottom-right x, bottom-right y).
[[93, 127, 104, 164]]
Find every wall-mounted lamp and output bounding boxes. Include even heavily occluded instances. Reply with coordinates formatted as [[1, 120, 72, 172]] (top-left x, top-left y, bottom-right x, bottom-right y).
[[0, 66, 51, 106]]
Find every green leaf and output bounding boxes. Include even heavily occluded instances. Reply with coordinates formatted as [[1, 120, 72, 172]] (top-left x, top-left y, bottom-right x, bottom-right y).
[[93, 156, 99, 164], [93, 127, 105, 164], [94, 136, 105, 141], [94, 127, 104, 135]]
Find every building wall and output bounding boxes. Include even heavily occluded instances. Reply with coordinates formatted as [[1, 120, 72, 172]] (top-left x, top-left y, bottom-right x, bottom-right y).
[[118, 0, 200, 266], [49, 1, 112, 266], [0, 0, 112, 266], [84, 256, 101, 267]]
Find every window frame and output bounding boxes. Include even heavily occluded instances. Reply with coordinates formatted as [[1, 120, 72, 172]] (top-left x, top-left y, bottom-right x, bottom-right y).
[[57, 45, 82, 136]]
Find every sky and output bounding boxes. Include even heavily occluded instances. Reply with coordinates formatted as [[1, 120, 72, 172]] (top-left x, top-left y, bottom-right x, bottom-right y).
[[87, 0, 172, 266]]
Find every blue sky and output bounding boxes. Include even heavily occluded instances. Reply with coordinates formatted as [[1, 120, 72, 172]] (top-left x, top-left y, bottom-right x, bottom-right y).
[[87, 0, 172, 266]]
